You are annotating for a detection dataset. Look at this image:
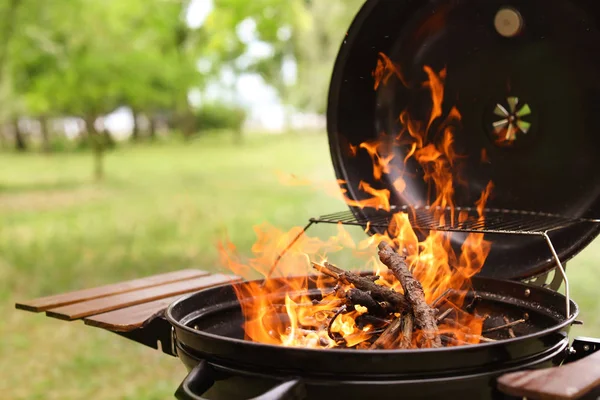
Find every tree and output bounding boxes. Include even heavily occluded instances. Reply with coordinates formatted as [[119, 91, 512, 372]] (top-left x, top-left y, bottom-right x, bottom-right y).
[[0, 0, 25, 151], [288, 0, 365, 114], [120, 0, 203, 141], [209, 0, 365, 117], [6, 0, 209, 176], [0, 0, 22, 86]]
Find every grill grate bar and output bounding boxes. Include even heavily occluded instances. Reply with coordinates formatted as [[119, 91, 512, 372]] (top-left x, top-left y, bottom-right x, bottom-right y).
[[274, 206, 596, 317], [311, 207, 583, 236], [302, 206, 592, 317]]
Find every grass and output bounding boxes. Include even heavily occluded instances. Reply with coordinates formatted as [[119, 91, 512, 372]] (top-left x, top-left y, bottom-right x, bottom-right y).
[[1, 132, 599, 399]]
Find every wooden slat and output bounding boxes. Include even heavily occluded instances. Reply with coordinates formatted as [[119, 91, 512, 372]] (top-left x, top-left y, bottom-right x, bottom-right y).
[[84, 272, 242, 332], [497, 350, 600, 400], [15, 269, 210, 312], [84, 295, 183, 332], [46, 274, 238, 321]]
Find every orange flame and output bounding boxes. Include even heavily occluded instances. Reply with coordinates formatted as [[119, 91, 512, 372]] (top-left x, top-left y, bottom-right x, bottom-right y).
[[373, 52, 406, 90], [220, 54, 494, 349]]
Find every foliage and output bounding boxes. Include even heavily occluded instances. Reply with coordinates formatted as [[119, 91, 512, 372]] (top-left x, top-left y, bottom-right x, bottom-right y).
[[209, 0, 365, 114], [0, 0, 368, 139], [5, 0, 203, 120], [0, 0, 213, 178], [194, 102, 247, 132]]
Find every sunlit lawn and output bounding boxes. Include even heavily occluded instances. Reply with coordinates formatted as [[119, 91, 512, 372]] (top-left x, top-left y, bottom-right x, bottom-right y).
[[1, 132, 599, 399]]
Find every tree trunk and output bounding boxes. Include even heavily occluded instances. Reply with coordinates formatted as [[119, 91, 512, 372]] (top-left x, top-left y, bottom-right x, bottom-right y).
[[13, 118, 26, 152], [148, 115, 156, 139], [85, 115, 104, 181], [103, 128, 115, 148], [0, 123, 9, 149], [182, 112, 195, 140], [177, 105, 196, 140], [40, 115, 51, 153], [131, 109, 140, 141]]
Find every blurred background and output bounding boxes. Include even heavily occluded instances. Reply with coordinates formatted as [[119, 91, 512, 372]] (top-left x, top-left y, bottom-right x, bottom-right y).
[[1, 0, 598, 398]]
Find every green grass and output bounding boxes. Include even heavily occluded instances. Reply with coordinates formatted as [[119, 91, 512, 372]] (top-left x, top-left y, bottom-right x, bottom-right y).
[[1, 132, 599, 399]]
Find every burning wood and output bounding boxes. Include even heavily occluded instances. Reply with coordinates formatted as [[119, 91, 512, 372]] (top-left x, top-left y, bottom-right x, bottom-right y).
[[431, 288, 454, 309], [311, 261, 410, 311], [230, 239, 515, 350], [301, 242, 513, 350], [378, 242, 442, 348], [327, 305, 348, 343], [435, 308, 453, 322], [370, 313, 414, 349], [345, 288, 394, 317]]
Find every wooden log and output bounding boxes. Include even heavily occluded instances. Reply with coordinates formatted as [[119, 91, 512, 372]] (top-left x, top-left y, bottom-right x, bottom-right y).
[[399, 313, 414, 349], [430, 288, 454, 309], [312, 261, 409, 312], [355, 314, 390, 329], [436, 308, 453, 322], [370, 313, 414, 350], [482, 318, 526, 334], [503, 316, 516, 338], [440, 333, 470, 347], [378, 242, 441, 348], [345, 288, 394, 316]]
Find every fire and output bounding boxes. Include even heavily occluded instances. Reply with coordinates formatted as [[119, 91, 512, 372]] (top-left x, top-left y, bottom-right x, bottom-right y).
[[373, 52, 406, 90], [218, 53, 494, 349]]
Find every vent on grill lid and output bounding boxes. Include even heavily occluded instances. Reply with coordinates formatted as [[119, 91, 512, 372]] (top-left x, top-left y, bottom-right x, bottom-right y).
[[326, 0, 600, 280]]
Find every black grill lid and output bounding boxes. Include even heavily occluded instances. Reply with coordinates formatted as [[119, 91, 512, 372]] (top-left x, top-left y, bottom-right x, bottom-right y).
[[326, 0, 600, 280]]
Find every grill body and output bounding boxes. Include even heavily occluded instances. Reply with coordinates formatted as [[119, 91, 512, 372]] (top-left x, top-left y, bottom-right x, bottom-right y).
[[168, 0, 600, 398], [166, 277, 577, 399], [175, 338, 567, 400]]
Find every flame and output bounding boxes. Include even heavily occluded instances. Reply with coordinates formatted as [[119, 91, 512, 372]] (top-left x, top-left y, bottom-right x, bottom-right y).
[[341, 181, 391, 212], [219, 54, 494, 349], [422, 66, 445, 131], [373, 52, 406, 90], [359, 136, 395, 181]]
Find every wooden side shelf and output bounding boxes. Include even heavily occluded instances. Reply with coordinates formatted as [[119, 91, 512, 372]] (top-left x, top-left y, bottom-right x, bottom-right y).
[[15, 269, 240, 355]]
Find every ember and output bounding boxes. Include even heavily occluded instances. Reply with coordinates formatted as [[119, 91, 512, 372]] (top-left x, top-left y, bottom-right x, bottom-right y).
[[218, 53, 496, 350]]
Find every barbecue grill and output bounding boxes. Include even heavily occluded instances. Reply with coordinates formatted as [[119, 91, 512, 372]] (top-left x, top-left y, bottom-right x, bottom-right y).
[[166, 1, 600, 398], [14, 0, 600, 399]]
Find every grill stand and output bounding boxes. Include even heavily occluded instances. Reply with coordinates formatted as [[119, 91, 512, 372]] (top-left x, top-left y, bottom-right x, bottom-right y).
[[266, 207, 596, 319]]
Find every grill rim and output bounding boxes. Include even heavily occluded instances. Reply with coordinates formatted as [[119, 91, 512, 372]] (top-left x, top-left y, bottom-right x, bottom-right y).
[[166, 276, 579, 378], [176, 336, 570, 382]]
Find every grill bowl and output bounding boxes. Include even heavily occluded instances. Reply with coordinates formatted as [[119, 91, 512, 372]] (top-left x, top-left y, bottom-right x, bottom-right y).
[[166, 275, 577, 379]]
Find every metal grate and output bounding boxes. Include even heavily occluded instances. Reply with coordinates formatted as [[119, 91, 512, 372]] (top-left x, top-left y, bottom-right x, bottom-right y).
[[310, 206, 585, 236], [268, 206, 596, 317]]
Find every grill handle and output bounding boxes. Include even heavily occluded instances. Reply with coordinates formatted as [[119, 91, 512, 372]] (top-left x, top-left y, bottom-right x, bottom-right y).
[[175, 360, 307, 400]]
